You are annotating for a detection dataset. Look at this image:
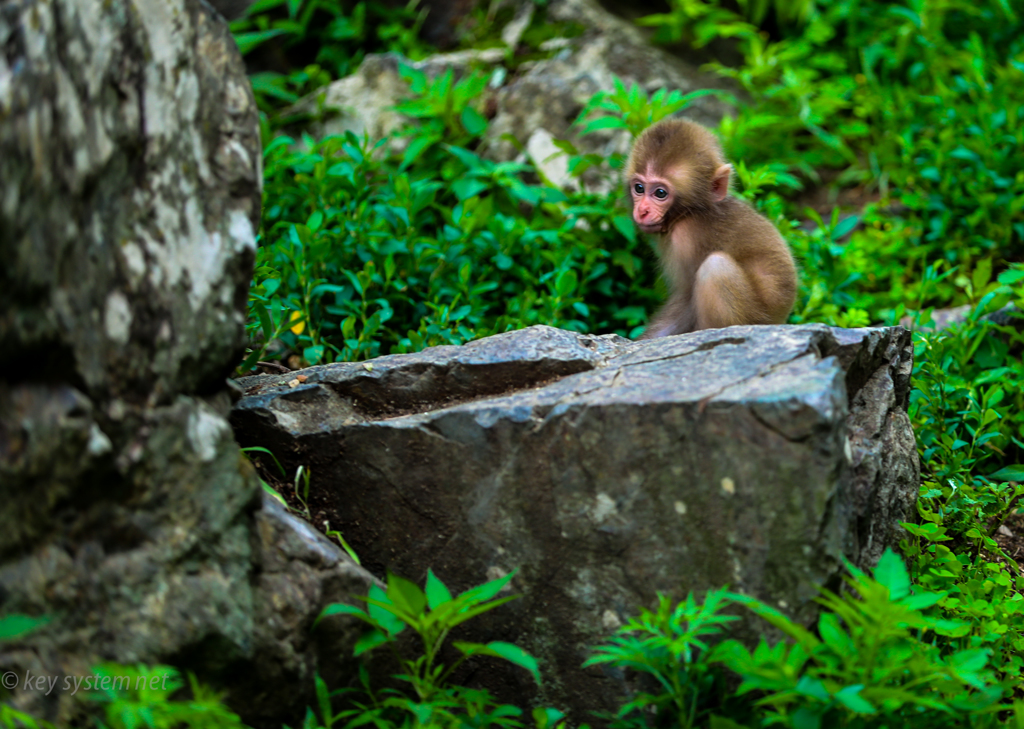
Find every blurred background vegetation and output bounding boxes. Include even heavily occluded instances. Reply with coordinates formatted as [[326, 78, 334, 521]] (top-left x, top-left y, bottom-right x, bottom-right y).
[[220, 0, 1024, 725]]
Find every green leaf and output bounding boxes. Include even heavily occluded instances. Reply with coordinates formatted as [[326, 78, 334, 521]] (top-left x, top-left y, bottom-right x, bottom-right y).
[[538, 186, 568, 203], [791, 706, 821, 729], [233, 28, 289, 55], [555, 269, 578, 297], [239, 0, 289, 16], [972, 258, 993, 291], [483, 641, 541, 685], [533, 707, 566, 729], [303, 344, 325, 364], [453, 178, 490, 200], [611, 249, 636, 278], [550, 138, 579, 155], [505, 178, 541, 205], [306, 210, 324, 232], [353, 629, 391, 656], [997, 267, 1024, 284], [401, 134, 436, 170], [446, 145, 487, 170], [315, 673, 331, 727], [726, 593, 819, 649], [366, 583, 405, 636], [872, 548, 910, 600], [988, 465, 1024, 482], [425, 569, 453, 610], [454, 573, 516, 606], [581, 116, 628, 135], [461, 107, 488, 136], [254, 300, 274, 342], [832, 215, 859, 239], [386, 572, 428, 618], [0, 614, 50, 641], [453, 641, 541, 684], [948, 648, 989, 673], [260, 480, 288, 509], [448, 595, 520, 629], [398, 62, 427, 94], [899, 591, 944, 610], [313, 602, 368, 629], [834, 685, 875, 714], [794, 675, 830, 702], [816, 612, 852, 654], [613, 215, 637, 244]]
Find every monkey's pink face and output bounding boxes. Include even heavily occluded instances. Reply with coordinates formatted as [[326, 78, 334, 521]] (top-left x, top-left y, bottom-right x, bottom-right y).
[[630, 172, 678, 234]]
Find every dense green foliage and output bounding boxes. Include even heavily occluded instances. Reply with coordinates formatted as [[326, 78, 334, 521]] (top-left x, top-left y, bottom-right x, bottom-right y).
[[589, 550, 1024, 729], [228, 0, 433, 126], [230, 0, 1024, 725]]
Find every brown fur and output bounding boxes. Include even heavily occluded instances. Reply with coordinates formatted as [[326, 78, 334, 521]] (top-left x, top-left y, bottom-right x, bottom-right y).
[[626, 119, 798, 338]]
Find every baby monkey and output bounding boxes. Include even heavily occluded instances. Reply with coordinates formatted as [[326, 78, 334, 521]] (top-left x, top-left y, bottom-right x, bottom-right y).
[[628, 119, 797, 338]]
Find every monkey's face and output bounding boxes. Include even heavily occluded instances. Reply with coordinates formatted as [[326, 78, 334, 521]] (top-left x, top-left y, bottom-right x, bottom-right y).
[[630, 172, 675, 233], [630, 168, 705, 234]]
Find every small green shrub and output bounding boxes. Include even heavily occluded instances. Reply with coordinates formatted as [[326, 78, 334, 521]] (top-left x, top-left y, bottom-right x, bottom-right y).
[[85, 664, 246, 729], [313, 570, 540, 728], [718, 550, 1005, 728], [583, 590, 740, 729], [589, 550, 1024, 729]]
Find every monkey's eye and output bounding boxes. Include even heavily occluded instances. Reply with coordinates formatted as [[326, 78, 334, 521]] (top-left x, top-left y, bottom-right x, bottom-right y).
[[633, 183, 644, 195], [654, 188, 668, 200]]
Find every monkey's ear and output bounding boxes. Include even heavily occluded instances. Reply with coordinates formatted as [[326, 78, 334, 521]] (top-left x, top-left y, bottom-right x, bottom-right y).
[[711, 164, 732, 202]]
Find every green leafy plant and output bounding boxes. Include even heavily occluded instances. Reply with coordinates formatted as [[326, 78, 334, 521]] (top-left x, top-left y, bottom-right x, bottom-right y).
[[574, 79, 729, 141], [313, 570, 539, 726], [583, 590, 739, 729], [393, 65, 490, 146], [638, 0, 816, 48], [0, 706, 55, 729], [589, 551, 1020, 729], [716, 550, 1004, 727], [318, 570, 537, 698], [637, 0, 758, 50], [322, 521, 361, 566], [85, 664, 245, 729]]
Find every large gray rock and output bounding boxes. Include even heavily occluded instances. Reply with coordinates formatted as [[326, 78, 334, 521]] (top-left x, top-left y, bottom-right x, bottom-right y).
[[0, 1, 376, 725], [231, 324, 920, 720], [0, 0, 260, 401]]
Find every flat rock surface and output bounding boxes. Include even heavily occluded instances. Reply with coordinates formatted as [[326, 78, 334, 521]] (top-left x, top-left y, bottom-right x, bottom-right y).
[[232, 323, 920, 720]]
